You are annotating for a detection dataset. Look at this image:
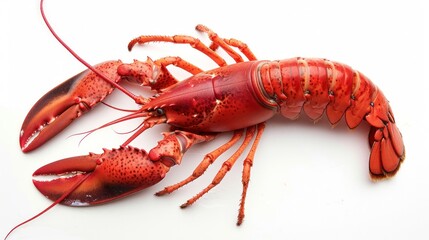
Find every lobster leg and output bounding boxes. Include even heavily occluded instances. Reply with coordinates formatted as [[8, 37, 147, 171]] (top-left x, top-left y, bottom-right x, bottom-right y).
[[154, 56, 203, 74], [216, 38, 257, 61], [128, 34, 227, 66], [195, 24, 257, 61], [195, 24, 253, 62], [129, 25, 257, 66], [237, 122, 265, 225], [180, 126, 257, 207], [158, 123, 265, 226], [155, 129, 245, 196]]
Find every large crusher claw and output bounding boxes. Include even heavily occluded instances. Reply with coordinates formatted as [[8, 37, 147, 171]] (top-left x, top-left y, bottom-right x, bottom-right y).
[[32, 146, 170, 206]]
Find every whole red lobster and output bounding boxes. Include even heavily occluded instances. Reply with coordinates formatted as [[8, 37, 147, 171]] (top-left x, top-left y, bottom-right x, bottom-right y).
[[11, 0, 405, 236]]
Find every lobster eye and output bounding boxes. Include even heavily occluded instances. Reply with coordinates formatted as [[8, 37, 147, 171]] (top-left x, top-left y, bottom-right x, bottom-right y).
[[155, 108, 165, 116]]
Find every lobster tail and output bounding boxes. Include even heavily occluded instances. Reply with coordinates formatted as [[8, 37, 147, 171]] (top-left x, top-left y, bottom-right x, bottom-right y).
[[258, 58, 405, 179], [366, 93, 405, 178]]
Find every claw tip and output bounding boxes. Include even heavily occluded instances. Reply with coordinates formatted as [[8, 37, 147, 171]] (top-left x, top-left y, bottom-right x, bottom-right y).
[[20, 129, 39, 153]]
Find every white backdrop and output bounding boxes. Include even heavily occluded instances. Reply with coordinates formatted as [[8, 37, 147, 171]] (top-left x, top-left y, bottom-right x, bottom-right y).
[[1, 0, 427, 239]]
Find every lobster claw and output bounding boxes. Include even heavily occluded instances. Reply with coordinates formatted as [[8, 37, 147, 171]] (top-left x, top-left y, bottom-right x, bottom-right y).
[[32, 146, 171, 206], [20, 61, 123, 152]]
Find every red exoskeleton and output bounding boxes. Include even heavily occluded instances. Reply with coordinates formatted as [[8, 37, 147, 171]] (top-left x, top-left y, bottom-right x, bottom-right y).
[[8, 0, 406, 238]]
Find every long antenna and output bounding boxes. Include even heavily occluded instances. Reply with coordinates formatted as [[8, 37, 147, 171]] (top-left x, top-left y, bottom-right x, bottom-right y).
[[39, 0, 139, 102]]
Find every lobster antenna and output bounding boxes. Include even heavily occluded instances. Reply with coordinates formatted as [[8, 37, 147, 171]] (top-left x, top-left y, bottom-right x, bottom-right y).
[[39, 0, 139, 102], [4, 174, 91, 240]]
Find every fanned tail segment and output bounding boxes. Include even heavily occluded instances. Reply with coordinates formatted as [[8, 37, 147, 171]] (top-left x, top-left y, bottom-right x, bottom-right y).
[[258, 58, 405, 179], [367, 104, 405, 179]]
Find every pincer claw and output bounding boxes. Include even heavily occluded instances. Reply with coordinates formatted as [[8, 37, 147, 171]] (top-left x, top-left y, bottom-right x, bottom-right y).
[[20, 61, 123, 152], [32, 146, 170, 206]]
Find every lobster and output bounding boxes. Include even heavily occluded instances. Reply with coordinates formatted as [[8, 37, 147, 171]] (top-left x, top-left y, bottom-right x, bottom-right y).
[[8, 0, 405, 238]]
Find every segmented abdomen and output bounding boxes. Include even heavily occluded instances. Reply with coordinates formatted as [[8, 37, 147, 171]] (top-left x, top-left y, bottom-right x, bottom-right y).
[[259, 58, 377, 128]]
